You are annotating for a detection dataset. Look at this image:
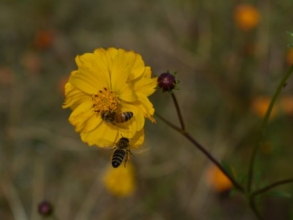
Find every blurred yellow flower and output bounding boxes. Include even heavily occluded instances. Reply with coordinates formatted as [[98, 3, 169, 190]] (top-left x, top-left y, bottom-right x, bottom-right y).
[[206, 165, 232, 192], [63, 48, 157, 147], [234, 4, 260, 31], [102, 162, 136, 197], [250, 96, 278, 119]]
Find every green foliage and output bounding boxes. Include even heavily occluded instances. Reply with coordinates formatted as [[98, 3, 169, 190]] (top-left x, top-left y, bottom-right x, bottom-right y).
[[266, 190, 292, 199]]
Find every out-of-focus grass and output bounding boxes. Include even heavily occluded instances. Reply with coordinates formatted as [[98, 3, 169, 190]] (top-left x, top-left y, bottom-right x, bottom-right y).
[[1, 0, 293, 219]]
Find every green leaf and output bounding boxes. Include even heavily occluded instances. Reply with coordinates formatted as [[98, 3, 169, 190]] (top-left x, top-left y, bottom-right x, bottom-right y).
[[267, 190, 292, 198], [287, 31, 293, 37]]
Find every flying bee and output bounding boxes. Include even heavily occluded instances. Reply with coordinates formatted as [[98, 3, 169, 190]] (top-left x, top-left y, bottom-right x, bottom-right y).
[[111, 137, 132, 168], [106, 136, 149, 168], [101, 110, 133, 125]]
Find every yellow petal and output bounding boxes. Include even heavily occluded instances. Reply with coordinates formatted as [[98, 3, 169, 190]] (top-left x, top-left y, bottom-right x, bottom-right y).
[[129, 53, 145, 81], [68, 100, 95, 132], [69, 70, 98, 95], [143, 66, 152, 78], [81, 113, 103, 133], [117, 83, 138, 102], [133, 76, 157, 97], [71, 52, 111, 94], [129, 129, 145, 148], [110, 49, 135, 91], [134, 93, 155, 122], [62, 82, 90, 110], [105, 47, 119, 62], [80, 123, 119, 147]]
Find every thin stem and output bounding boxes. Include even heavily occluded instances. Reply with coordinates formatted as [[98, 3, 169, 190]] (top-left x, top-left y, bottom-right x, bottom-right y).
[[247, 64, 293, 192], [249, 199, 262, 220], [171, 93, 185, 131], [155, 113, 182, 134], [156, 113, 244, 192], [252, 178, 293, 198], [183, 131, 244, 192]]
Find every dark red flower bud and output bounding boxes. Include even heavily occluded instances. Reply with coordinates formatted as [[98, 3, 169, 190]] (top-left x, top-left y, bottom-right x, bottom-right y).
[[157, 72, 179, 92], [38, 201, 53, 217]]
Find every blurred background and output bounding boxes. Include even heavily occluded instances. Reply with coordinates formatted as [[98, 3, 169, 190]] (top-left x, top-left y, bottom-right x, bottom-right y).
[[1, 0, 293, 219]]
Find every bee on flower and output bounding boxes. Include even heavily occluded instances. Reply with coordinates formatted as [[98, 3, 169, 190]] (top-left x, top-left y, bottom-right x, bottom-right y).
[[62, 48, 157, 147]]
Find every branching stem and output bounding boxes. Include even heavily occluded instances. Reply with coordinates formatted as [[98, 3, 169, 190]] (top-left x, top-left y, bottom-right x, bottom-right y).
[[247, 64, 293, 192]]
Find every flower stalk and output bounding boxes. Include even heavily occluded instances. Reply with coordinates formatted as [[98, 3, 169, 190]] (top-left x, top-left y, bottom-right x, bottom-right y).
[[157, 64, 293, 219], [251, 178, 293, 198], [247, 64, 293, 192], [156, 92, 244, 193]]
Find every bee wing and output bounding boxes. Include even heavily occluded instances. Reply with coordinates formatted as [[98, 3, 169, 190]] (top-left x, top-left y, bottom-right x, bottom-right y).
[[129, 144, 150, 154]]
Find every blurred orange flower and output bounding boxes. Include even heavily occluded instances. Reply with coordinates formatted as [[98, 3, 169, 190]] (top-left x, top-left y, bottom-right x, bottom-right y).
[[206, 165, 232, 192], [234, 4, 260, 31], [250, 96, 278, 118], [101, 162, 136, 197], [34, 29, 55, 50], [280, 95, 293, 116], [286, 48, 293, 65]]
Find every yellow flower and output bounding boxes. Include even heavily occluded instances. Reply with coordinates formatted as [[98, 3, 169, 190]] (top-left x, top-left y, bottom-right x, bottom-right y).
[[63, 48, 157, 147], [234, 4, 260, 31], [102, 161, 136, 197], [206, 165, 232, 192]]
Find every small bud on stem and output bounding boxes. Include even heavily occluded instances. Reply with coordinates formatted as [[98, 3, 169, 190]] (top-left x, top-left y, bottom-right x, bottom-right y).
[[38, 201, 53, 217], [157, 71, 179, 92]]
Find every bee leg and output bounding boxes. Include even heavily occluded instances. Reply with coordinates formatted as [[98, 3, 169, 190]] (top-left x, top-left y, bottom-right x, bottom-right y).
[[124, 150, 132, 167], [124, 154, 129, 167], [128, 150, 134, 157]]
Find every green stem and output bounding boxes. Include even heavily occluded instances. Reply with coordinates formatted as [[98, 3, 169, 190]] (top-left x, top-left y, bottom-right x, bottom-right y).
[[249, 199, 263, 220], [252, 178, 293, 198], [183, 131, 244, 192], [156, 115, 244, 192], [247, 64, 293, 192], [171, 93, 185, 131]]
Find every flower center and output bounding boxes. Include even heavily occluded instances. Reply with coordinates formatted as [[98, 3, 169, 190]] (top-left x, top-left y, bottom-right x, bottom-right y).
[[92, 87, 119, 113]]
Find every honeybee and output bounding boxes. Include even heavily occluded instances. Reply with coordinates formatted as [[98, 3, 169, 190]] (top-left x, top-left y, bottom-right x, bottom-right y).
[[111, 137, 132, 168], [101, 110, 133, 125], [108, 136, 148, 168]]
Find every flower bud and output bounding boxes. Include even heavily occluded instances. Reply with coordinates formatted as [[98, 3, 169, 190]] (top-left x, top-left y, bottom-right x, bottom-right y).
[[38, 201, 53, 217], [157, 71, 179, 92]]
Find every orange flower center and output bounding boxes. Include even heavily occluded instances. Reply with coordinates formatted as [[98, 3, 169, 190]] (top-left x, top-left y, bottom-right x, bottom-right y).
[[92, 87, 119, 113]]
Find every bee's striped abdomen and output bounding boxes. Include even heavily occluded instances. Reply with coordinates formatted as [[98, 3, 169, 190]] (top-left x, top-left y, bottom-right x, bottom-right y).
[[115, 112, 133, 123], [112, 149, 126, 168]]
